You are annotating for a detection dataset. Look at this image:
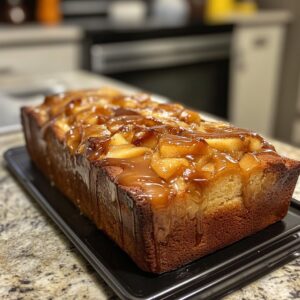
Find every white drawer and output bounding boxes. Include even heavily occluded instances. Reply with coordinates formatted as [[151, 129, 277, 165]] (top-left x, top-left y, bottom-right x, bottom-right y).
[[0, 43, 81, 75]]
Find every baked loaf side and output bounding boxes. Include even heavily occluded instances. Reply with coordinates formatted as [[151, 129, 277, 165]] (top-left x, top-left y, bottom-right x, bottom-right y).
[[21, 88, 300, 273]]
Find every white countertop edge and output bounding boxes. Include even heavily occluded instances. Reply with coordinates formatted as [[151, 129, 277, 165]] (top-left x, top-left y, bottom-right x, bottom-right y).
[[0, 25, 83, 45], [0, 124, 22, 135], [226, 10, 292, 25]]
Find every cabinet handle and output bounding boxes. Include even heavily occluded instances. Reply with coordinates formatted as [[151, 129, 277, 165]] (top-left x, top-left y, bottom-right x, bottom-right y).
[[234, 49, 246, 72], [254, 37, 268, 48]]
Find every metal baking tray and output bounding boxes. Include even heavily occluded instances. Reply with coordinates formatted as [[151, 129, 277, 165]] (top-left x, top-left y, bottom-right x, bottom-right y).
[[4, 146, 300, 300]]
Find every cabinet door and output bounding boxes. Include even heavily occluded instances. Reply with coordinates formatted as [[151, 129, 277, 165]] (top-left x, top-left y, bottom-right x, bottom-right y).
[[292, 76, 300, 145], [229, 25, 285, 135], [0, 43, 81, 75]]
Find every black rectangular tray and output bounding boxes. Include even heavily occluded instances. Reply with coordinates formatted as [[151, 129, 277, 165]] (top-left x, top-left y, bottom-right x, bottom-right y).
[[4, 146, 300, 300]]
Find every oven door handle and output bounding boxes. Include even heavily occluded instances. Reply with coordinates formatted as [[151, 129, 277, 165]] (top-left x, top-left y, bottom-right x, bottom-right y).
[[91, 34, 231, 73]]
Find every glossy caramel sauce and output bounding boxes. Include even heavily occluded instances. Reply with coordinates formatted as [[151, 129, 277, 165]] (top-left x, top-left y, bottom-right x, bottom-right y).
[[35, 88, 279, 208]]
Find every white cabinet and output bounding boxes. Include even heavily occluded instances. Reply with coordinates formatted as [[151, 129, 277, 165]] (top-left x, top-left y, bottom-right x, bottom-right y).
[[0, 43, 81, 75], [291, 76, 300, 145], [229, 23, 286, 135], [0, 26, 82, 76]]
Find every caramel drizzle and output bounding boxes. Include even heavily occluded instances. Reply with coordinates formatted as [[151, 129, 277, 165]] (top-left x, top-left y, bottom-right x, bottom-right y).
[[35, 88, 278, 207]]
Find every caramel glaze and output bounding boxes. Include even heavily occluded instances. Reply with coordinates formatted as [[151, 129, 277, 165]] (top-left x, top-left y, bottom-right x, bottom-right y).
[[35, 88, 279, 208]]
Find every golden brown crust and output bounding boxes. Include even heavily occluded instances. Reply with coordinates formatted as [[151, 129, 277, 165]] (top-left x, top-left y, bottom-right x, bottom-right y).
[[21, 89, 300, 273]]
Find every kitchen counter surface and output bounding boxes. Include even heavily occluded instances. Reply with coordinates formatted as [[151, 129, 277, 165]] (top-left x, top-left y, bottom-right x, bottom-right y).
[[0, 72, 300, 300], [0, 71, 146, 131], [0, 72, 300, 299]]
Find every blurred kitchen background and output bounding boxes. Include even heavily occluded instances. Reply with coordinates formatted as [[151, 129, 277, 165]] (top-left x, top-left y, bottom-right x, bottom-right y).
[[0, 0, 299, 145]]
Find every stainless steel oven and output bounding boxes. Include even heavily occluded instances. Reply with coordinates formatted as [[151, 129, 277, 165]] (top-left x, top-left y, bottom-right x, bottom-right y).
[[90, 33, 231, 118]]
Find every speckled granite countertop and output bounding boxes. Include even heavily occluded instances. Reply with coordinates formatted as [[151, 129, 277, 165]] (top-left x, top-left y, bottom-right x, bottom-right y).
[[1, 131, 300, 300]]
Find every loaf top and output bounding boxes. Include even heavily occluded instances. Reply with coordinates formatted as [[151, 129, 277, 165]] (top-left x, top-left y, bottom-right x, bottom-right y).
[[28, 87, 298, 208]]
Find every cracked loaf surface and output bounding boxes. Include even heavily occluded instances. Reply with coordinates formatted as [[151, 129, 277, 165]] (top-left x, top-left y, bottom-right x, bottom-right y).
[[21, 87, 300, 273]]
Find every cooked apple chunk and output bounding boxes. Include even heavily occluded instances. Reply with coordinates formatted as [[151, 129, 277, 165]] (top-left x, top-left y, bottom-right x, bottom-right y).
[[55, 118, 71, 135], [65, 126, 81, 153], [246, 136, 262, 152], [151, 153, 189, 180], [196, 162, 215, 180], [82, 125, 110, 139], [205, 137, 244, 152], [107, 145, 151, 159], [132, 130, 158, 149], [239, 153, 261, 172], [110, 133, 129, 146], [179, 109, 201, 124], [172, 176, 187, 193], [159, 135, 207, 158]]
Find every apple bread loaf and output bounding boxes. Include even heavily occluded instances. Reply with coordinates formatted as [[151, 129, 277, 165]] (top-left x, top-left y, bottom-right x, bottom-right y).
[[21, 88, 300, 273]]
